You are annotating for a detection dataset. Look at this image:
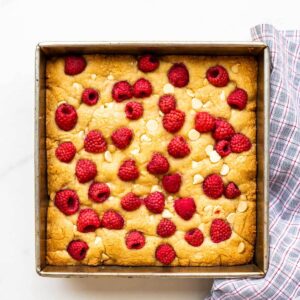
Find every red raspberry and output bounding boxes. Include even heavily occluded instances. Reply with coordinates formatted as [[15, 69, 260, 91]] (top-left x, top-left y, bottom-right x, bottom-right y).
[[118, 159, 139, 181], [168, 63, 189, 87], [54, 189, 80, 215], [147, 153, 170, 175], [144, 192, 165, 214], [210, 219, 232, 243], [121, 192, 142, 211], [64, 55, 86, 75], [111, 127, 133, 149], [84, 130, 107, 153], [81, 88, 99, 106], [157, 219, 176, 237], [55, 142, 76, 163], [195, 112, 215, 133], [162, 109, 185, 133], [75, 159, 97, 183], [133, 78, 152, 98], [101, 210, 124, 230], [224, 182, 241, 199], [112, 81, 133, 102], [88, 182, 110, 203], [162, 173, 182, 193], [184, 228, 204, 247], [174, 197, 196, 220], [77, 208, 101, 233], [125, 230, 146, 249], [125, 101, 143, 120], [167, 136, 190, 158], [55, 103, 78, 131], [158, 94, 176, 114], [213, 119, 235, 141], [215, 140, 231, 157], [138, 54, 159, 73], [230, 133, 252, 153], [227, 88, 248, 110], [203, 174, 224, 199], [206, 65, 229, 87], [155, 244, 176, 265], [67, 240, 89, 261]]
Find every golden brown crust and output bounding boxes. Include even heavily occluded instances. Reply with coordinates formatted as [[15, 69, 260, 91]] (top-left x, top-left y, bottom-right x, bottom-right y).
[[46, 55, 257, 266]]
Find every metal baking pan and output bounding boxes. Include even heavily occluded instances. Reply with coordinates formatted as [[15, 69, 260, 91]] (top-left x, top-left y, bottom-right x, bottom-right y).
[[35, 42, 269, 278]]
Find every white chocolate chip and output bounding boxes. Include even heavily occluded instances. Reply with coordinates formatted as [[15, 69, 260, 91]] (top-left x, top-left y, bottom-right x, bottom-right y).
[[237, 201, 248, 212], [159, 111, 164, 117], [209, 150, 221, 163], [91, 74, 97, 80], [163, 83, 174, 94], [104, 151, 112, 162], [204, 205, 213, 216], [203, 101, 212, 108], [107, 74, 114, 80], [149, 215, 155, 222], [72, 82, 82, 90], [95, 236, 102, 245], [146, 119, 158, 132], [205, 145, 214, 155], [105, 102, 114, 109], [78, 130, 85, 139], [162, 209, 173, 219], [186, 89, 195, 97], [231, 64, 240, 74], [130, 148, 140, 155], [188, 129, 200, 141], [227, 213, 236, 224], [101, 253, 109, 260], [220, 164, 230, 176], [237, 242, 245, 253], [220, 91, 226, 101], [151, 185, 162, 192], [193, 174, 204, 184], [167, 196, 174, 202], [141, 134, 151, 142], [192, 160, 201, 169], [192, 98, 203, 110]]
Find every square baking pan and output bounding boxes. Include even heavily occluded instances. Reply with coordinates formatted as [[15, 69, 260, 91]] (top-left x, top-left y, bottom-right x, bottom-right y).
[[35, 42, 270, 278]]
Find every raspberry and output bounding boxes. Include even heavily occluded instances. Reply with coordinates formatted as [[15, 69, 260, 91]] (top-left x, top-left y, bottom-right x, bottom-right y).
[[206, 65, 229, 87], [75, 159, 97, 183], [227, 88, 248, 110], [230, 133, 252, 153], [132, 78, 152, 98], [138, 54, 159, 73], [101, 210, 124, 230], [121, 192, 142, 211], [84, 130, 107, 153], [77, 208, 101, 233], [88, 182, 110, 203], [147, 153, 170, 175], [213, 119, 235, 141], [210, 219, 232, 243], [215, 140, 231, 157], [67, 240, 89, 261], [64, 55, 86, 75], [224, 182, 241, 199], [144, 192, 165, 214], [55, 142, 76, 163], [168, 63, 189, 87], [158, 94, 176, 114], [111, 127, 133, 149], [174, 197, 196, 220], [195, 112, 215, 133], [162, 109, 185, 133], [125, 230, 146, 249], [118, 159, 139, 181], [167, 136, 190, 158], [184, 228, 204, 247], [155, 244, 176, 265], [125, 101, 143, 120], [112, 81, 133, 102], [157, 219, 176, 237], [162, 173, 182, 193], [203, 174, 224, 199], [54, 189, 80, 215], [81, 88, 99, 106], [55, 103, 78, 131]]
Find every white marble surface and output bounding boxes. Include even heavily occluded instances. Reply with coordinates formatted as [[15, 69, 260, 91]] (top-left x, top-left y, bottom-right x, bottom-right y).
[[0, 0, 298, 299]]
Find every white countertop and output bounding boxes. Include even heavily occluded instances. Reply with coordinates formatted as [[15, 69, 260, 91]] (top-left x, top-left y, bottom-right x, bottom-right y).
[[0, 0, 297, 299]]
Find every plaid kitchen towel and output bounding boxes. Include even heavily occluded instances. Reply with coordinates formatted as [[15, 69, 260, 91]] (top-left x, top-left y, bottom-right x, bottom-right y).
[[207, 24, 300, 300]]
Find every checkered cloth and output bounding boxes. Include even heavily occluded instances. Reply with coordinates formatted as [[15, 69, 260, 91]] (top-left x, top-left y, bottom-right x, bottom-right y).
[[207, 24, 300, 300]]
